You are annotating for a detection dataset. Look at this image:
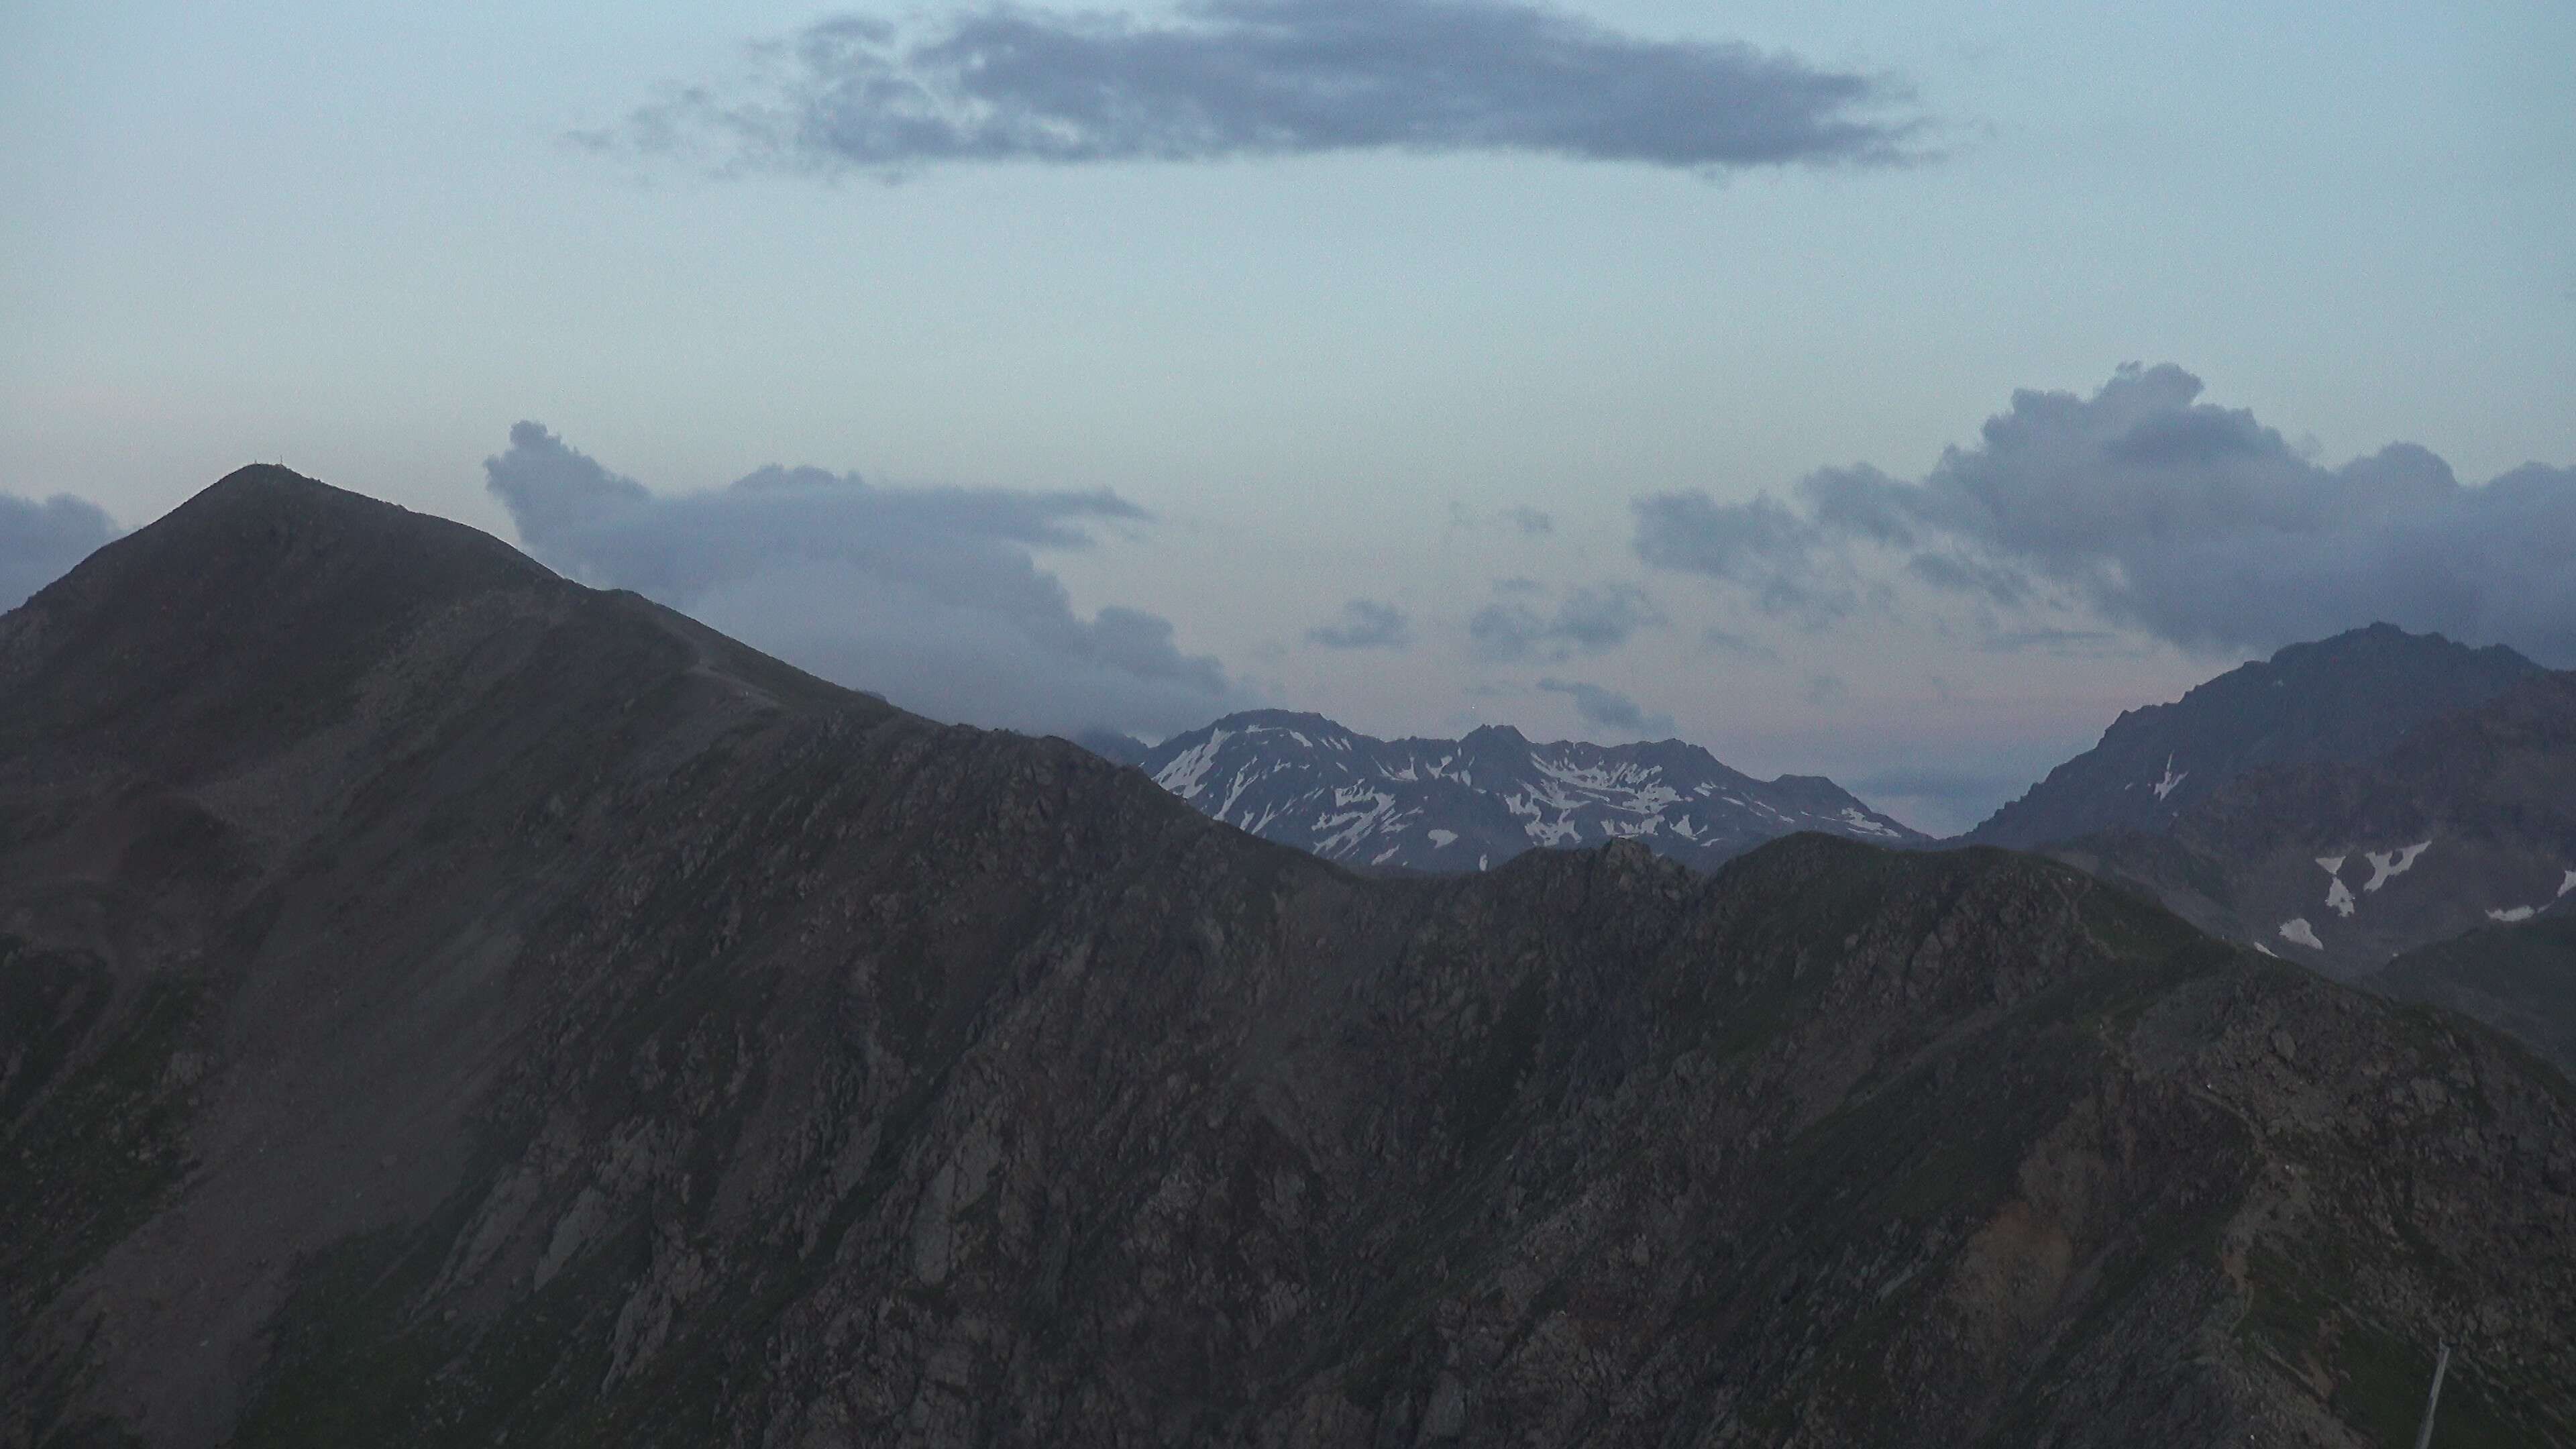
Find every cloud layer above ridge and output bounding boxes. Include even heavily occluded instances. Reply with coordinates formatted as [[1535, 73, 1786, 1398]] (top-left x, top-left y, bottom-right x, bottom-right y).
[[1635, 364, 2576, 664], [484, 422, 1245, 735], [602, 0, 1921, 176], [0, 492, 120, 612]]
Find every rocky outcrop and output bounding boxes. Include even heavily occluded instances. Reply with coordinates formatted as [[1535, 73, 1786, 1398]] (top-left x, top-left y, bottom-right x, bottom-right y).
[[4, 469, 2572, 1446]]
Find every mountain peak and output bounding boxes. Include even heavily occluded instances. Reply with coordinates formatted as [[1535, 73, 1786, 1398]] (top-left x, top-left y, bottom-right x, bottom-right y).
[[1, 466, 566, 777], [1966, 623, 2544, 849], [50, 464, 556, 611], [2273, 620, 2533, 674], [205, 460, 337, 498], [1138, 708, 1921, 871]]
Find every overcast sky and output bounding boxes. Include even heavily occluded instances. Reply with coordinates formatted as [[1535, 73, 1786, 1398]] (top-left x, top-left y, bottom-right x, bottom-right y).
[[5, 1, 2571, 833]]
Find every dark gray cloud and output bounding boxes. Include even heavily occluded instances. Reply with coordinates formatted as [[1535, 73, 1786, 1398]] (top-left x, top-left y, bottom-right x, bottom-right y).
[[1632, 490, 1855, 629], [1, 492, 121, 612], [1503, 506, 1554, 536], [1537, 676, 1672, 736], [1634, 364, 2576, 664], [1698, 626, 1779, 662], [484, 422, 1245, 735], [607, 0, 1921, 175], [1975, 625, 2137, 657], [1305, 598, 1411, 649], [1468, 582, 1662, 661]]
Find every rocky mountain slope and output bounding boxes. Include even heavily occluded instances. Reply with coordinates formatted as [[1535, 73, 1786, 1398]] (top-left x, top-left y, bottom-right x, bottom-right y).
[[1967, 625, 2540, 850], [5, 468, 2575, 1448], [2046, 669, 2576, 982], [2368, 913, 2576, 1081], [1132, 710, 1925, 873]]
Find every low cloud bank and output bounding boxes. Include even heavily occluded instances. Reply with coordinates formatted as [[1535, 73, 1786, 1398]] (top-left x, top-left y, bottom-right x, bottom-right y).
[[1537, 676, 1672, 736], [485, 422, 1246, 735], [1469, 582, 1662, 662], [1635, 364, 2576, 663], [1306, 598, 1411, 650], [0, 492, 120, 611]]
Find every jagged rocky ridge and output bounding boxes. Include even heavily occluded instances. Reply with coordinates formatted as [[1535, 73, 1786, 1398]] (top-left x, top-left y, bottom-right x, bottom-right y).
[[1130, 710, 1925, 873], [1967, 624, 2540, 850], [4, 469, 2575, 1447]]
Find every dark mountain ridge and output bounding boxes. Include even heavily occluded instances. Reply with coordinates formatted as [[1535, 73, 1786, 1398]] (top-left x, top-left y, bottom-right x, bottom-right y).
[[3, 468, 2573, 1447], [1130, 708, 1925, 873], [1968, 623, 2541, 850], [2369, 912, 2576, 1080], [2048, 667, 2576, 978]]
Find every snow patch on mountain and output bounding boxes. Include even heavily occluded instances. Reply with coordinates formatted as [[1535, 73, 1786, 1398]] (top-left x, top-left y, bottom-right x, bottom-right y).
[[2279, 918, 2324, 950], [2363, 841, 2431, 892], [1132, 710, 1925, 873], [1153, 729, 1232, 799], [1838, 808, 1902, 840]]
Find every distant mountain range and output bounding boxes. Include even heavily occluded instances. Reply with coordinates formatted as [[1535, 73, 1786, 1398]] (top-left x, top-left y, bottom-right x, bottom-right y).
[[1093, 626, 2576, 1085], [1966, 623, 2541, 848], [1119, 709, 1926, 871]]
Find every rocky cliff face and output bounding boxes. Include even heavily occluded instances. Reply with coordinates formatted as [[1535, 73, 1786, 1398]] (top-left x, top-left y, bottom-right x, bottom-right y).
[[1968, 625, 2540, 850], [1130, 710, 1923, 874], [5, 469, 2574, 1448]]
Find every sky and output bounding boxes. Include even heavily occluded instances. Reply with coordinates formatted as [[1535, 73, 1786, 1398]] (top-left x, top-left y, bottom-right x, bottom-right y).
[[4, 0, 2572, 834]]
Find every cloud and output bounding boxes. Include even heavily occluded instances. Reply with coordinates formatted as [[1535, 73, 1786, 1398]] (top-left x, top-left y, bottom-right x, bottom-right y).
[[1, 492, 121, 612], [603, 0, 1923, 176], [1305, 598, 1412, 649], [1698, 626, 1779, 662], [1631, 490, 1856, 629], [1975, 625, 2137, 657], [1634, 364, 2576, 664], [1537, 676, 1673, 736], [1448, 505, 1556, 537], [1468, 582, 1662, 661], [484, 422, 1245, 735]]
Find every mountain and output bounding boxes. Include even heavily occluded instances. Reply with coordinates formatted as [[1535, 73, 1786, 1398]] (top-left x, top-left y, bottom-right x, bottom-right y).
[[2046, 668, 2576, 982], [1067, 727, 1151, 767], [2368, 913, 2576, 1081], [7, 468, 2576, 1447], [1132, 709, 1926, 872], [1966, 624, 2541, 849]]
